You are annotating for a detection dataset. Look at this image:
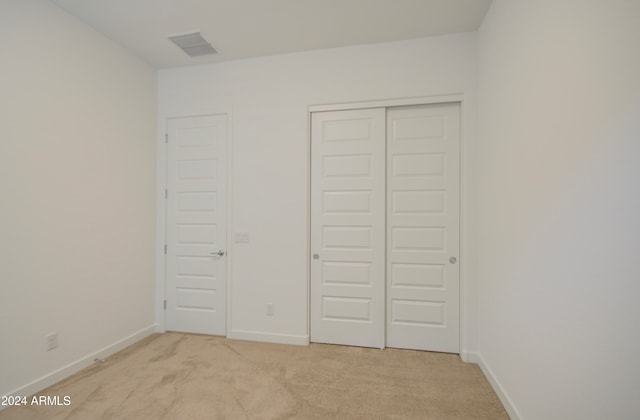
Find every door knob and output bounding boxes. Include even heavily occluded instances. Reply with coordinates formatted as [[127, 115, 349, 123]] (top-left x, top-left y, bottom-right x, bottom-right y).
[[211, 250, 225, 256], [449, 257, 457, 264]]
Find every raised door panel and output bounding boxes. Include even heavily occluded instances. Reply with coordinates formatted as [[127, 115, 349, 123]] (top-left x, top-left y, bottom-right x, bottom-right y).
[[310, 108, 385, 349], [166, 115, 227, 335], [386, 103, 460, 353]]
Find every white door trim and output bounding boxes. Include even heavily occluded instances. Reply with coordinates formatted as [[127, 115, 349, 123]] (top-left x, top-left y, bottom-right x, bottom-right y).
[[307, 94, 468, 356], [309, 94, 464, 113], [155, 111, 233, 335]]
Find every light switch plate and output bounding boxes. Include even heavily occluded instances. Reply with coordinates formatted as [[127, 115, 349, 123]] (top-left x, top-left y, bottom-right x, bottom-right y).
[[234, 231, 250, 243]]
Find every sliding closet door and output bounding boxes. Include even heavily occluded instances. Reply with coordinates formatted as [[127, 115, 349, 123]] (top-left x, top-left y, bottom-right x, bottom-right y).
[[386, 103, 460, 353], [310, 108, 386, 349]]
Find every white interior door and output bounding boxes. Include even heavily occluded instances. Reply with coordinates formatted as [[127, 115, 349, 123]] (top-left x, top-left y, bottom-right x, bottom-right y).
[[386, 103, 460, 352], [310, 108, 386, 348], [166, 114, 227, 335]]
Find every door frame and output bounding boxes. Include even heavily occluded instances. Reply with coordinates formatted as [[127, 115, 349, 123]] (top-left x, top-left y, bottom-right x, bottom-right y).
[[156, 112, 234, 336], [307, 94, 471, 358]]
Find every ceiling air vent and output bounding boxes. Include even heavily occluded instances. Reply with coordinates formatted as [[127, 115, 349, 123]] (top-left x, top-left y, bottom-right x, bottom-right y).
[[168, 32, 217, 57]]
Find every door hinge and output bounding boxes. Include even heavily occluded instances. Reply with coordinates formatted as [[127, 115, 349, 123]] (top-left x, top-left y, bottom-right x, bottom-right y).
[[165, 189, 168, 199], [164, 244, 167, 254], [163, 300, 166, 310], [165, 133, 168, 143]]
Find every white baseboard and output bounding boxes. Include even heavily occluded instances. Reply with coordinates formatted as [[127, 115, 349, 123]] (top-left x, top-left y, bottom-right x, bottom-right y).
[[464, 351, 480, 364], [227, 329, 309, 346], [459, 350, 474, 363], [2, 324, 157, 405], [467, 352, 521, 420]]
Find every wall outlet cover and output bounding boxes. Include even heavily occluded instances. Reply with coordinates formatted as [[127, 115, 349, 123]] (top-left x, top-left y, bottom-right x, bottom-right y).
[[46, 332, 58, 351], [235, 231, 250, 243]]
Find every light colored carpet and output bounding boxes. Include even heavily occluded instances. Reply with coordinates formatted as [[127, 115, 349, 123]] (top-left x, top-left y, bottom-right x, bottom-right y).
[[1, 333, 508, 419]]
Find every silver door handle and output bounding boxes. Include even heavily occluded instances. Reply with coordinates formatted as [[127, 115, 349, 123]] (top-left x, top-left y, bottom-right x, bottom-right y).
[[211, 250, 225, 256]]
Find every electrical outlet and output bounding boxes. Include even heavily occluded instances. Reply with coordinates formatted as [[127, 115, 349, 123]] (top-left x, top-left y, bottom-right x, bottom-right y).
[[266, 303, 274, 316], [46, 333, 58, 351]]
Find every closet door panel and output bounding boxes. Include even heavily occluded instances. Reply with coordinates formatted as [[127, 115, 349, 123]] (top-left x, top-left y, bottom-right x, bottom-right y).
[[310, 108, 386, 349], [386, 103, 460, 353]]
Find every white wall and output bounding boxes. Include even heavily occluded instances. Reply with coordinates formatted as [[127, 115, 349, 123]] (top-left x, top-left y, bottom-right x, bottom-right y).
[[0, 0, 157, 397], [158, 34, 479, 352], [477, 1, 640, 418]]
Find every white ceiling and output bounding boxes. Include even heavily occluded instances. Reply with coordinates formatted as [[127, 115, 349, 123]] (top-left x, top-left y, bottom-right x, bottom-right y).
[[51, 0, 493, 69]]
